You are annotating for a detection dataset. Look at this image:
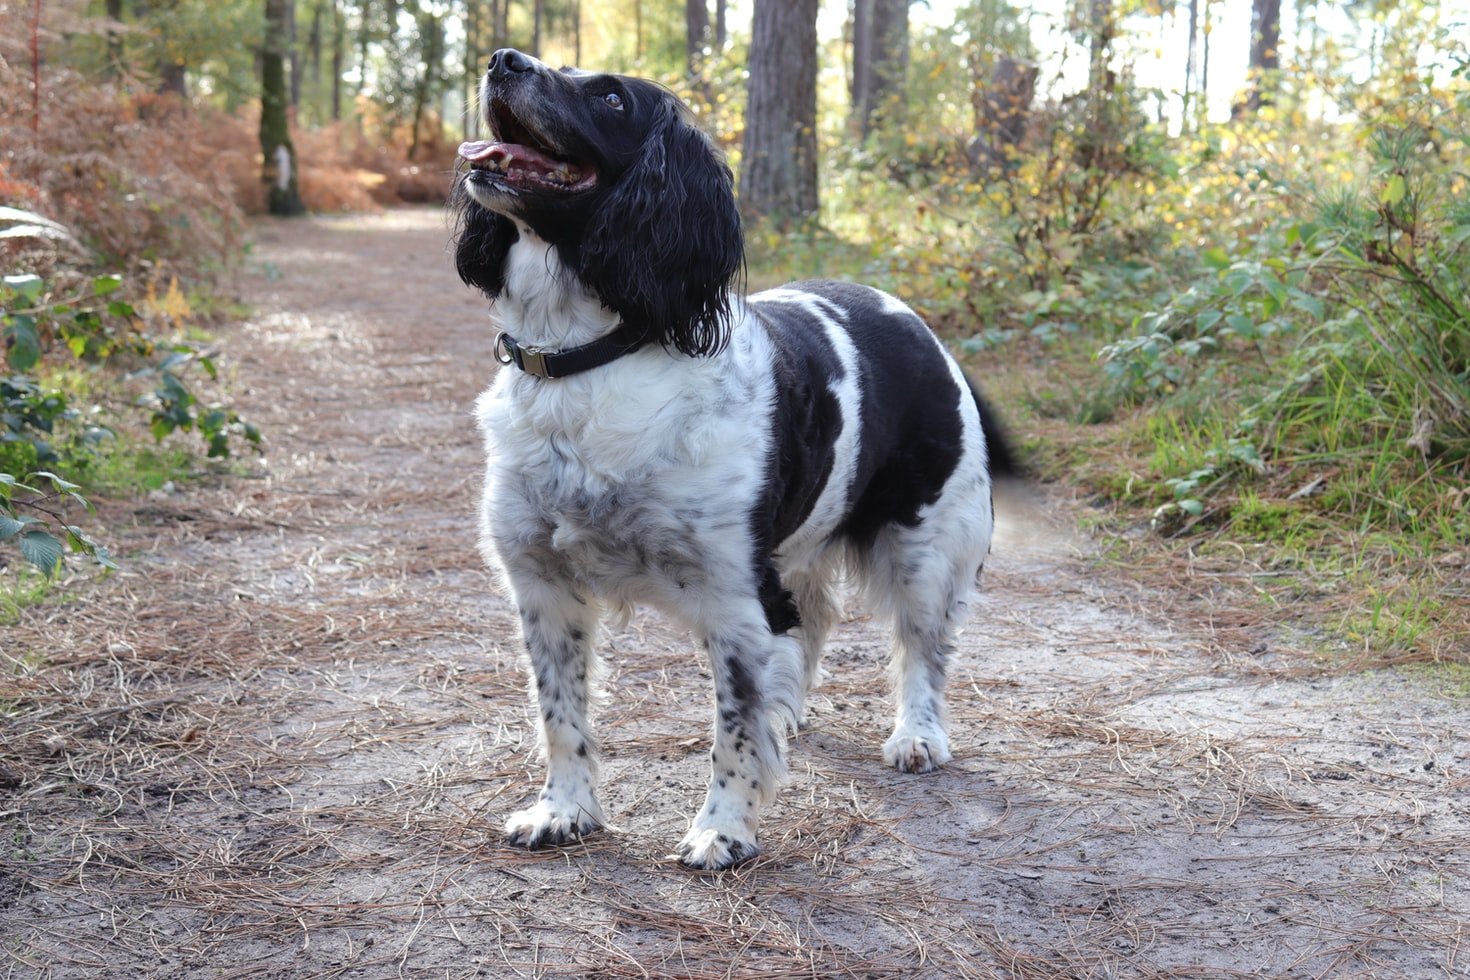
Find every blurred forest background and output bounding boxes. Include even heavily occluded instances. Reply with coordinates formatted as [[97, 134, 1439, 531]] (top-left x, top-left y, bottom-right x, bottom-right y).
[[1, 0, 1467, 657]]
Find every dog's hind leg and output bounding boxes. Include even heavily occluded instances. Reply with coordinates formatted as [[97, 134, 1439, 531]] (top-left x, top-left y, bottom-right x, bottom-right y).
[[883, 592, 961, 773], [786, 567, 839, 722], [501, 567, 607, 848], [876, 475, 993, 774]]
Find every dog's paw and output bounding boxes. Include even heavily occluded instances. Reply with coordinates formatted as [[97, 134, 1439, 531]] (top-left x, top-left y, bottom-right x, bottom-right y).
[[883, 728, 952, 774], [504, 800, 603, 850], [674, 826, 759, 871]]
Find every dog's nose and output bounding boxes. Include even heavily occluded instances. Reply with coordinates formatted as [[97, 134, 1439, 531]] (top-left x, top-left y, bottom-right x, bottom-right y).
[[488, 48, 537, 80]]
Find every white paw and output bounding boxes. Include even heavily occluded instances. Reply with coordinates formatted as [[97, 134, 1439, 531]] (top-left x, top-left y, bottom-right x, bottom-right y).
[[504, 798, 604, 850], [675, 825, 759, 871], [883, 728, 952, 774]]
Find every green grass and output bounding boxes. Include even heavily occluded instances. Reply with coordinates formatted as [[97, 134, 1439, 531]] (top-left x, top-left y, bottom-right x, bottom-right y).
[[0, 570, 55, 626], [80, 444, 201, 496], [1413, 662, 1470, 700]]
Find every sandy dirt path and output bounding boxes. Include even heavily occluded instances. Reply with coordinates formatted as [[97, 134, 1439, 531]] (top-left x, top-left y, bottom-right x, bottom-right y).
[[4, 210, 1467, 978]]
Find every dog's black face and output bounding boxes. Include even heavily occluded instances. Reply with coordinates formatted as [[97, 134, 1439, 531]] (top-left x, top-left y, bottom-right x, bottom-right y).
[[452, 48, 744, 357]]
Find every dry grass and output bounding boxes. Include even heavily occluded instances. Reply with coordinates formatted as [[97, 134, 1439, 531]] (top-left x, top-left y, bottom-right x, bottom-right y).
[[0, 13, 455, 295], [3, 212, 1468, 978]]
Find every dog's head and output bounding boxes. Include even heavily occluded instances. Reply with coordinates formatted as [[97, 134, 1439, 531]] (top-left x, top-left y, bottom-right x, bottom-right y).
[[452, 49, 744, 357]]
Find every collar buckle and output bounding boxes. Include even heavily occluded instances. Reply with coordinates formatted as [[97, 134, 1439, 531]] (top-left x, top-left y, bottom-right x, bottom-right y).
[[518, 345, 550, 378]]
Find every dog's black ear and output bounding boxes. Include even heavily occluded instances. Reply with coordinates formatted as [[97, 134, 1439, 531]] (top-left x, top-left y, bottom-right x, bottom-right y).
[[451, 178, 518, 298], [580, 100, 744, 357]]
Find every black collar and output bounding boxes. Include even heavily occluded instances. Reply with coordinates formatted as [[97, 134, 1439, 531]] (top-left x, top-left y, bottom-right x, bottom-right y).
[[494, 322, 650, 380]]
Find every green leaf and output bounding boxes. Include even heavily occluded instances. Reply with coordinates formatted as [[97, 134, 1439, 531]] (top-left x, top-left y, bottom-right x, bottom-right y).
[[0, 514, 27, 540], [63, 524, 113, 567], [32, 471, 80, 493], [1380, 174, 1407, 205], [18, 528, 64, 575], [1225, 314, 1257, 338], [1179, 499, 1205, 516], [1201, 247, 1231, 270], [199, 407, 228, 434], [5, 314, 42, 370], [93, 275, 123, 297], [1262, 272, 1289, 308], [1290, 290, 1325, 321], [2, 274, 44, 302]]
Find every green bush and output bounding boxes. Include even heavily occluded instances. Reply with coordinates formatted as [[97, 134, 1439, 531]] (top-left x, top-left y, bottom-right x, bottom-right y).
[[1, 251, 260, 576], [1097, 86, 1469, 540]]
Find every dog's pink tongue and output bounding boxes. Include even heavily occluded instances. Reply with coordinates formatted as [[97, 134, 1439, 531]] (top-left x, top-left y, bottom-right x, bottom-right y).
[[458, 140, 565, 173], [459, 140, 503, 163]]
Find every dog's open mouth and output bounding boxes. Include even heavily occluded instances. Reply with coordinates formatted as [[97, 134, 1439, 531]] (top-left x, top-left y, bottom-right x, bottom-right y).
[[459, 99, 597, 194]]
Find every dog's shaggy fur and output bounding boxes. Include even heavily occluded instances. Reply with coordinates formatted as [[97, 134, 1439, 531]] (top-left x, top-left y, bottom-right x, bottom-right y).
[[452, 49, 1012, 870]]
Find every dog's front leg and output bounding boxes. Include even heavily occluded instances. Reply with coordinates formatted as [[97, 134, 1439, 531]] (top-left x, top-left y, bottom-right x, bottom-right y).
[[502, 569, 606, 849], [677, 610, 804, 871]]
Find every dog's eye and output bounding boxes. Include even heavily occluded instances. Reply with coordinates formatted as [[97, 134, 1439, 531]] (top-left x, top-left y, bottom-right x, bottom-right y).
[[601, 92, 624, 110]]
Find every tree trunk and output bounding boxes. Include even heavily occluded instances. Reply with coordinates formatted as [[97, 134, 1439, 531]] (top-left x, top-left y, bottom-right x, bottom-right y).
[[739, 0, 819, 226], [1236, 0, 1281, 116], [1201, 0, 1212, 109], [287, 0, 300, 109], [686, 0, 709, 76], [105, 0, 124, 79], [532, 0, 543, 55], [158, 57, 187, 97], [307, 1, 323, 121], [355, 0, 372, 100], [850, 0, 908, 138], [466, 0, 481, 137], [1086, 0, 1114, 103], [967, 57, 1036, 176], [851, 0, 870, 125], [714, 0, 726, 49], [1082, 0, 1115, 162], [1183, 0, 1198, 125], [408, 6, 443, 161], [262, 0, 306, 215], [330, 0, 344, 120]]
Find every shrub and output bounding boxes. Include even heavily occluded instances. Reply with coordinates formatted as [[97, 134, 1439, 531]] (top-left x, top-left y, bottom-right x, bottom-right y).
[[1098, 80, 1470, 540]]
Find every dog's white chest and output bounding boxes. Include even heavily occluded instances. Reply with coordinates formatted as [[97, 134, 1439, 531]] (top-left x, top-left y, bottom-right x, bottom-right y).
[[478, 365, 759, 608]]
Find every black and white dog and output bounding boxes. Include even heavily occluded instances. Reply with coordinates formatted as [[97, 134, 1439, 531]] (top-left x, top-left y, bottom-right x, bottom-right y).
[[452, 49, 1013, 871]]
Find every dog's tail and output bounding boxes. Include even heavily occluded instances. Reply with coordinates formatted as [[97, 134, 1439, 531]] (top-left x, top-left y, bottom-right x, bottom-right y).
[[964, 374, 1021, 478]]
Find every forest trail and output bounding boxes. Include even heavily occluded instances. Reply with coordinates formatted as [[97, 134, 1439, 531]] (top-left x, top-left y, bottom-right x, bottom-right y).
[[5, 210, 1467, 978]]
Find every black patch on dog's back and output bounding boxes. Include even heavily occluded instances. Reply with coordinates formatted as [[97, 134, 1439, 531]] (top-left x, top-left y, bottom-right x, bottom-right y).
[[747, 300, 846, 634], [753, 304, 846, 551], [791, 281, 966, 551]]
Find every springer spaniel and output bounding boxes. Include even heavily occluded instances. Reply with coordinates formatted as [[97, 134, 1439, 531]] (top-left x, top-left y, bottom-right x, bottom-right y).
[[452, 49, 1014, 871]]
